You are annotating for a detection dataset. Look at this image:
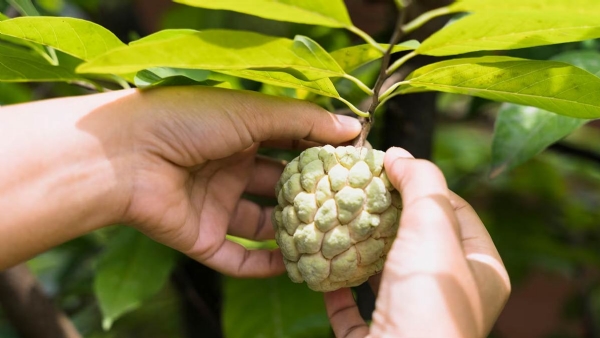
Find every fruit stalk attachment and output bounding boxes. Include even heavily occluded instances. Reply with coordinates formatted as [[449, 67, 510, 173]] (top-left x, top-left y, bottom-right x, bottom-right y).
[[352, 2, 410, 148]]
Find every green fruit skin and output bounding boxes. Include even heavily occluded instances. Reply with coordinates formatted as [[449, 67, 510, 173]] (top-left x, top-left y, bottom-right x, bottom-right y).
[[273, 145, 401, 292]]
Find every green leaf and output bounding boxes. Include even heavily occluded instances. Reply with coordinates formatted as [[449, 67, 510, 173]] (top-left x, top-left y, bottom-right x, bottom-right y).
[[330, 40, 419, 72], [77, 30, 344, 80], [223, 274, 330, 338], [0, 42, 81, 82], [134, 67, 210, 87], [218, 69, 340, 98], [450, 0, 600, 14], [490, 50, 600, 176], [134, 67, 229, 88], [490, 104, 588, 177], [418, 12, 600, 56], [0, 13, 8, 21], [174, 0, 352, 28], [94, 228, 177, 330], [0, 17, 125, 60], [7, 0, 39, 16], [0, 82, 31, 105], [402, 56, 600, 119]]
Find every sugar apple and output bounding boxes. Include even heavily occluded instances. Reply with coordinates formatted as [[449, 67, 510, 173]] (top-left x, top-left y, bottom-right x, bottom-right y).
[[272, 145, 401, 292]]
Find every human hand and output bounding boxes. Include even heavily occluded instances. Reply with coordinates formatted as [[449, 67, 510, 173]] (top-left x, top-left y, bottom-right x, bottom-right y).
[[324, 148, 511, 338], [118, 87, 361, 278]]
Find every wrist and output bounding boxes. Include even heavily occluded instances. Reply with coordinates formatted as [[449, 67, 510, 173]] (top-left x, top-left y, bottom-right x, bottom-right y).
[[0, 89, 138, 267]]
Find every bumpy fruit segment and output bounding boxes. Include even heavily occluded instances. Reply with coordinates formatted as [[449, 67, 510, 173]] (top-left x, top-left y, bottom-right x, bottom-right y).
[[272, 145, 401, 292]]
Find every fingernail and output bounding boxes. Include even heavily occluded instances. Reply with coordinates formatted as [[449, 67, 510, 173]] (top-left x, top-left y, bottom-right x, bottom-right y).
[[336, 115, 361, 132]]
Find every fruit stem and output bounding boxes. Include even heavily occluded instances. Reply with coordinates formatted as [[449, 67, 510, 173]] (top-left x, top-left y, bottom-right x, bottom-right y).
[[352, 4, 410, 148]]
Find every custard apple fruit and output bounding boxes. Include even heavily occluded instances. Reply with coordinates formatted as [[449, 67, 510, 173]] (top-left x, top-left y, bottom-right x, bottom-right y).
[[272, 145, 401, 292]]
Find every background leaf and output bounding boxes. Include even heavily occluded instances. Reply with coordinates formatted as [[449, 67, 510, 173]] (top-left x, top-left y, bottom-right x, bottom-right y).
[[0, 42, 81, 82], [174, 0, 352, 28], [402, 56, 600, 119], [78, 29, 344, 80], [490, 50, 600, 176], [0, 17, 125, 60], [418, 12, 600, 56], [450, 0, 600, 14], [223, 275, 330, 338], [330, 40, 418, 72], [7, 0, 39, 16], [0, 13, 8, 21], [490, 104, 588, 178], [94, 227, 178, 330]]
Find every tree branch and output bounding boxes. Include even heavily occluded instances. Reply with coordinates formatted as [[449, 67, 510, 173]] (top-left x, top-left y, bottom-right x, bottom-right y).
[[353, 2, 411, 148], [0, 264, 81, 338]]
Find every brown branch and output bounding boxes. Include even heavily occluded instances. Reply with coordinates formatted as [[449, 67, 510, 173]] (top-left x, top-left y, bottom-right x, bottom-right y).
[[0, 264, 81, 338], [353, 3, 411, 148]]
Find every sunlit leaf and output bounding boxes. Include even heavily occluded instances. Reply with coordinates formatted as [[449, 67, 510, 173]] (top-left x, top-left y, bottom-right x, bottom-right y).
[[78, 30, 344, 81], [330, 40, 419, 72], [0, 42, 81, 82], [490, 50, 600, 176], [0, 17, 125, 60], [129, 29, 197, 45], [174, 0, 352, 28], [450, 0, 600, 14], [218, 69, 340, 98], [418, 12, 600, 56], [94, 228, 177, 330], [401, 56, 600, 119], [223, 275, 330, 338], [0, 13, 8, 21]]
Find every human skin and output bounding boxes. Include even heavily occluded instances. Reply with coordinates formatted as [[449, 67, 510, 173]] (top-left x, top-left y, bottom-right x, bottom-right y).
[[0, 86, 361, 276], [324, 148, 511, 338]]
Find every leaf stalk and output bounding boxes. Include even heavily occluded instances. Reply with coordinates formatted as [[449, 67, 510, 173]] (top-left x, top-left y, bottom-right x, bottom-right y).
[[402, 6, 453, 35], [342, 74, 374, 96], [347, 25, 387, 53]]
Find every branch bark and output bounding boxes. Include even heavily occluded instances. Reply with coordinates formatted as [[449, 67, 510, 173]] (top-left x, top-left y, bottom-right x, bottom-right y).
[[0, 264, 81, 338]]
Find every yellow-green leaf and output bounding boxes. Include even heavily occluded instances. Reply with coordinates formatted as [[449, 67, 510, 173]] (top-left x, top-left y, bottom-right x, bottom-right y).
[[403, 56, 600, 119], [174, 0, 352, 28], [77, 29, 344, 80], [330, 40, 419, 72], [217, 69, 340, 98], [450, 0, 600, 14], [130, 29, 197, 46], [418, 12, 600, 56], [0, 17, 125, 60]]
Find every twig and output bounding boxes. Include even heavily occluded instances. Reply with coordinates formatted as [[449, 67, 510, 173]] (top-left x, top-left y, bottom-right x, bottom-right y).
[[0, 264, 81, 338], [353, 4, 411, 148]]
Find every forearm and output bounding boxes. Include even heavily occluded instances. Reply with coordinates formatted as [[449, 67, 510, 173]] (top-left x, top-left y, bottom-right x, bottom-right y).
[[0, 90, 136, 269]]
